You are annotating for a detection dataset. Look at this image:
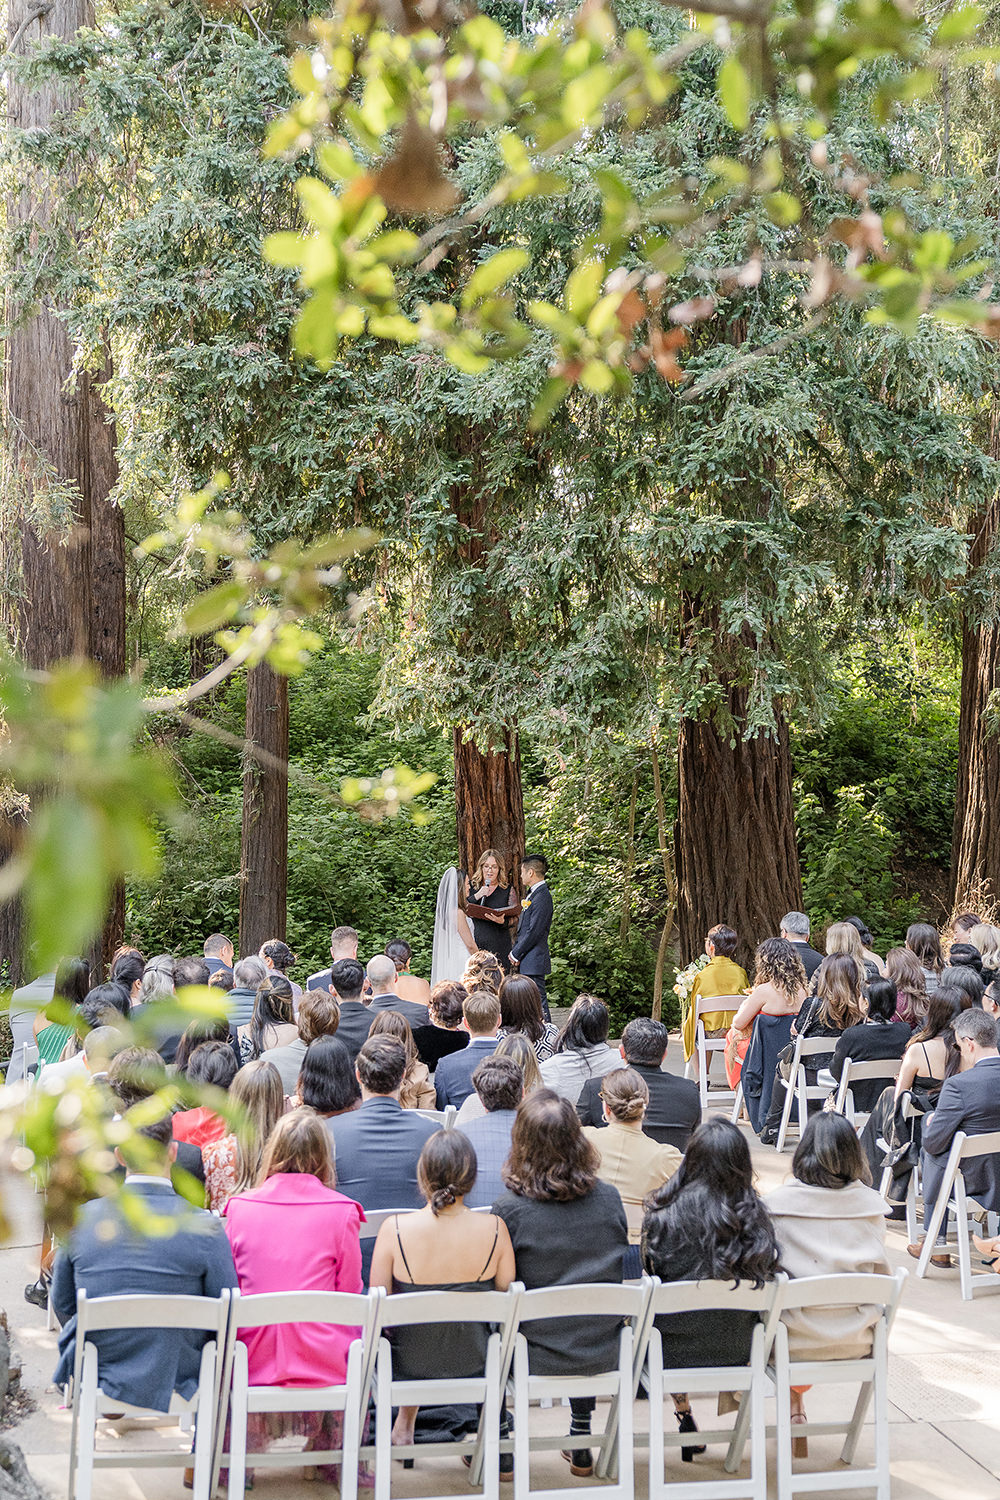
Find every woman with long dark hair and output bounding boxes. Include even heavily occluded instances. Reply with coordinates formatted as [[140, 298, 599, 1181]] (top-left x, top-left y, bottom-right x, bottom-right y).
[[906, 923, 944, 996], [296, 1036, 361, 1118], [539, 995, 621, 1105], [33, 957, 90, 1063], [498, 974, 558, 1060], [758, 954, 864, 1145], [238, 976, 297, 1062]]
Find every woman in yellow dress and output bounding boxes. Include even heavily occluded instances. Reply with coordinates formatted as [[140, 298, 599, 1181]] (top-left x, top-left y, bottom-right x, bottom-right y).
[[681, 924, 749, 1066]]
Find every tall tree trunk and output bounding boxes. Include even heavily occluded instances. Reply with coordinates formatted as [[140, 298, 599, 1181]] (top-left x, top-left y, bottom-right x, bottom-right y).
[[2, 0, 125, 980], [676, 695, 801, 969], [453, 728, 526, 885], [239, 662, 289, 956], [951, 404, 1000, 904]]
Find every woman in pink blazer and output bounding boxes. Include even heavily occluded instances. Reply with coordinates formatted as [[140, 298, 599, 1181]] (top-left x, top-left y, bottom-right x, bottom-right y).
[[224, 1109, 367, 1479]]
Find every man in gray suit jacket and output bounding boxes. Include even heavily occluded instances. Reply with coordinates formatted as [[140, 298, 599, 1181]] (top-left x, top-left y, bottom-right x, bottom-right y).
[[51, 1115, 237, 1410], [463, 1056, 522, 1207], [327, 1035, 438, 1210], [912, 1008, 1000, 1266]]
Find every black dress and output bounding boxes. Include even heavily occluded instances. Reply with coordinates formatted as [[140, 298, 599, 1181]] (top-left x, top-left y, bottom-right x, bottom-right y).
[[471, 886, 515, 969]]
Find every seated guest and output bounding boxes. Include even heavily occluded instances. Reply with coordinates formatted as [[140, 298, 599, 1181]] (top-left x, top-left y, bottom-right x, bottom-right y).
[[111, 950, 145, 1007], [821, 922, 877, 986], [259, 938, 303, 1002], [885, 946, 927, 1027], [948, 942, 984, 978], [726, 939, 805, 1115], [106, 1047, 205, 1190], [307, 925, 360, 993], [456, 1034, 542, 1125], [758, 954, 864, 1145], [264, 990, 341, 1094], [208, 967, 234, 993], [953, 912, 982, 939], [51, 1114, 237, 1410], [174, 956, 211, 991], [203, 933, 234, 978], [577, 1018, 700, 1152], [970, 923, 1000, 991], [228, 957, 269, 1028], [681, 924, 748, 1068], [370, 1130, 515, 1457], [937, 964, 985, 1009], [412, 981, 469, 1072], [910, 1008, 1000, 1268], [778, 912, 823, 981], [202, 1059, 285, 1212], [386, 939, 432, 1008], [38, 981, 131, 1079], [539, 995, 622, 1106], [461, 949, 504, 997], [33, 958, 90, 1065], [829, 977, 911, 1112], [238, 976, 297, 1063], [367, 1011, 435, 1109], [9, 967, 57, 1084], [324, 958, 373, 1063], [133, 955, 182, 1061], [462, 1056, 524, 1207], [498, 974, 559, 1061], [224, 1109, 367, 1482], [172, 1040, 239, 1148], [906, 922, 944, 997], [38, 1023, 129, 1093], [295, 1036, 361, 1118], [434, 990, 502, 1109], [172, 1016, 238, 1075], [493, 1090, 628, 1478], [765, 1113, 890, 1449], [844, 916, 886, 976], [581, 1068, 680, 1261], [642, 1119, 780, 1458], [366, 954, 430, 1029], [327, 1037, 438, 1211]]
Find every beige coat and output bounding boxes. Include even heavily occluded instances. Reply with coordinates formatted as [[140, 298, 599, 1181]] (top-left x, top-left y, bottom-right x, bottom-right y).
[[400, 1060, 436, 1111], [765, 1179, 890, 1360], [582, 1122, 682, 1243]]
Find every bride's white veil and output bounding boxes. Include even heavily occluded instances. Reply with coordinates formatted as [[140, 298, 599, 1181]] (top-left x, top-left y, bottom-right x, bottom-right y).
[[431, 866, 464, 988]]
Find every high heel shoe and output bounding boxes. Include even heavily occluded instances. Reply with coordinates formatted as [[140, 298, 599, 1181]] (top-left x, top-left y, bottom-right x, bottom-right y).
[[973, 1232, 1000, 1269], [675, 1409, 705, 1462]]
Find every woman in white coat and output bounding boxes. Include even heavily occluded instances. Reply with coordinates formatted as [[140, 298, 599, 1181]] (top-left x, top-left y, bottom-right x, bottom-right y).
[[765, 1111, 890, 1453]]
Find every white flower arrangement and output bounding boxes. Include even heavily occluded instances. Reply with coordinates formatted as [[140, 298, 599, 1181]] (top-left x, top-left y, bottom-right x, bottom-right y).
[[672, 953, 710, 1002]]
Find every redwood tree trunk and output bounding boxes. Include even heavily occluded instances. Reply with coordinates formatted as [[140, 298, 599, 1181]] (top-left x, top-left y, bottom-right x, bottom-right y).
[[951, 407, 1000, 903], [453, 728, 526, 886], [239, 662, 289, 956], [676, 694, 802, 968]]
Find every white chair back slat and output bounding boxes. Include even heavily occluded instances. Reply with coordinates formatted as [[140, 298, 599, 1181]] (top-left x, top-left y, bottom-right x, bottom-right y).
[[774, 1034, 836, 1152], [916, 1130, 1000, 1297]]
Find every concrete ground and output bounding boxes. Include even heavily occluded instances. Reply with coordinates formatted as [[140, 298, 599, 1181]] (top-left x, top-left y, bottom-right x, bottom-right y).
[[4, 1031, 1000, 1499]]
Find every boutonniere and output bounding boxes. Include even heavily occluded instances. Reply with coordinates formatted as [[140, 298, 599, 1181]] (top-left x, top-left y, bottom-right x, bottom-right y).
[[523, 898, 532, 908]]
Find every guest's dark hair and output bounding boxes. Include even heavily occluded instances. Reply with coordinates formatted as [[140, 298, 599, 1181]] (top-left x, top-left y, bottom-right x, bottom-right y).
[[844, 915, 874, 949], [208, 968, 234, 992], [555, 995, 609, 1053], [429, 981, 466, 1029], [80, 982, 131, 1031], [473, 1055, 523, 1112], [707, 923, 738, 958], [186, 1039, 239, 1090], [865, 978, 898, 1024], [261, 939, 296, 972], [938, 965, 984, 1008], [622, 1017, 669, 1067], [137, 1114, 174, 1150], [498, 975, 545, 1044], [906, 923, 943, 974], [329, 958, 365, 1002], [953, 911, 981, 936], [642, 1119, 779, 1288], [912, 991, 961, 1046], [418, 1130, 477, 1214], [297, 1037, 361, 1114], [502, 1088, 599, 1201], [297, 991, 341, 1044], [948, 942, 983, 976], [107, 1046, 167, 1109], [246, 979, 295, 1059], [385, 940, 412, 969], [793, 1111, 870, 1189], [111, 951, 145, 990], [204, 934, 231, 958], [356, 1035, 407, 1095], [52, 957, 90, 1009], [174, 956, 211, 989], [173, 1017, 232, 1073]]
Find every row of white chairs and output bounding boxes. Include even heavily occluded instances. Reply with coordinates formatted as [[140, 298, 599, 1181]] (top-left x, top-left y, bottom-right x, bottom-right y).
[[68, 1268, 906, 1500]]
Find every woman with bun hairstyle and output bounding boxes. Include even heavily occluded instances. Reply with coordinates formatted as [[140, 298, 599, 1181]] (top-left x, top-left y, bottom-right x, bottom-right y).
[[581, 1068, 681, 1262], [369, 1130, 515, 1462]]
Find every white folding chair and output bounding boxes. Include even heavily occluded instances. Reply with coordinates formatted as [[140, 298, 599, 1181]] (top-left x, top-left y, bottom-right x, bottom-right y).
[[730, 1082, 745, 1125], [831, 1059, 900, 1132], [68, 1289, 230, 1500], [774, 1036, 834, 1152], [22, 1041, 39, 1078], [510, 1282, 648, 1500], [684, 996, 743, 1111], [878, 1091, 921, 1243], [770, 1270, 906, 1500], [413, 1106, 458, 1128], [915, 1129, 1000, 1298], [359, 1207, 417, 1245], [215, 1287, 383, 1500], [644, 1278, 784, 1500], [369, 1282, 522, 1500]]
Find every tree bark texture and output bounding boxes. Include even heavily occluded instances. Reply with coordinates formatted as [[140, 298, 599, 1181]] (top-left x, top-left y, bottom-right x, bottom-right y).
[[239, 662, 289, 956], [951, 403, 1000, 904], [676, 699, 802, 969], [453, 728, 526, 886]]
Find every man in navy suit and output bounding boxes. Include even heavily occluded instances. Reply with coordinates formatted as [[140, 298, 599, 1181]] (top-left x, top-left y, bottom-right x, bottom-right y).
[[51, 1114, 237, 1411], [463, 1056, 522, 1208], [434, 990, 502, 1109], [202, 933, 234, 979], [510, 854, 553, 1018], [911, 1008, 1000, 1267], [327, 1036, 438, 1210], [306, 925, 360, 992]]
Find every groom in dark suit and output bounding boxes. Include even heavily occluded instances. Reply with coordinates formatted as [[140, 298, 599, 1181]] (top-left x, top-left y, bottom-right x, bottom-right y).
[[511, 854, 553, 1019]]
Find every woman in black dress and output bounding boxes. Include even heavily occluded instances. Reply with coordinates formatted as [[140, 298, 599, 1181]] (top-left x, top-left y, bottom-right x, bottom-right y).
[[468, 849, 520, 970]]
